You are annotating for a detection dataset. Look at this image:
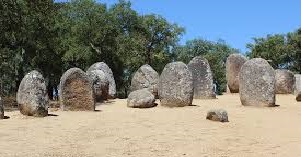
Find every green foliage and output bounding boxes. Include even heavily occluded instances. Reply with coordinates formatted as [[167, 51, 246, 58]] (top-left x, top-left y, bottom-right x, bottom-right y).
[[173, 39, 240, 94], [246, 28, 301, 73], [0, 0, 301, 98]]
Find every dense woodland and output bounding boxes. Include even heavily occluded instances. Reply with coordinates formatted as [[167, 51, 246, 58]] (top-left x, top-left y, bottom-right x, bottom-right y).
[[0, 0, 301, 98]]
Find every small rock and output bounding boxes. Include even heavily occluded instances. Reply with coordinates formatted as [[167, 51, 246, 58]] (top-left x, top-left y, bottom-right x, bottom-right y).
[[127, 89, 156, 108], [206, 109, 229, 122]]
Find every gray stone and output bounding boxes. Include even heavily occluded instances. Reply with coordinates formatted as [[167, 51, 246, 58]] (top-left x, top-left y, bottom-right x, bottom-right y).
[[159, 62, 193, 107], [294, 74, 301, 95], [206, 109, 229, 122], [0, 97, 3, 119], [130, 64, 159, 98], [87, 62, 116, 98], [87, 70, 109, 102], [239, 58, 276, 107], [59, 68, 95, 111], [226, 53, 247, 93], [188, 56, 216, 99], [127, 89, 156, 108], [17, 70, 48, 117], [294, 74, 301, 101], [296, 91, 301, 102], [275, 69, 294, 94]]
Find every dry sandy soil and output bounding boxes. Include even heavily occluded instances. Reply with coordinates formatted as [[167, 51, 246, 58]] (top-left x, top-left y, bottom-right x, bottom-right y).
[[0, 94, 300, 157]]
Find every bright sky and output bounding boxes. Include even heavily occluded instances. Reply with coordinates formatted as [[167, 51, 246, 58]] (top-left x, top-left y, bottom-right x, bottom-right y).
[[56, 0, 301, 53]]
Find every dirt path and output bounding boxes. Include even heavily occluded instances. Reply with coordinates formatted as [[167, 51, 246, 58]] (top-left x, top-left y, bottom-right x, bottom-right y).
[[0, 94, 300, 157]]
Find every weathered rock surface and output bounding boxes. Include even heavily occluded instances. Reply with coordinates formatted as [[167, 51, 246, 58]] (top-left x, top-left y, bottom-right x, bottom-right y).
[[130, 64, 159, 98], [127, 89, 156, 108], [159, 62, 193, 107], [296, 91, 301, 102], [275, 69, 294, 94], [59, 68, 95, 111], [206, 109, 229, 122], [294, 74, 301, 101], [226, 53, 247, 93], [87, 70, 109, 102], [188, 56, 216, 99], [17, 70, 48, 117], [239, 58, 276, 107], [87, 62, 116, 98], [0, 97, 4, 119], [294, 74, 301, 94]]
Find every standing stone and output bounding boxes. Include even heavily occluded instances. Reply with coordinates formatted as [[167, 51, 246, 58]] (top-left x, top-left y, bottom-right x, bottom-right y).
[[0, 97, 4, 119], [187, 56, 215, 99], [87, 62, 116, 98], [294, 74, 301, 101], [17, 70, 48, 117], [127, 89, 156, 108], [275, 69, 294, 94], [59, 68, 95, 111], [239, 58, 276, 107], [87, 70, 109, 102], [130, 64, 159, 98], [159, 62, 193, 107], [226, 53, 247, 93]]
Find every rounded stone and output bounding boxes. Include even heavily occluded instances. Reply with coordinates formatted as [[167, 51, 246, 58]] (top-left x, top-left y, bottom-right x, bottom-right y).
[[59, 68, 95, 111], [17, 70, 48, 117], [226, 53, 247, 93], [159, 62, 193, 107], [206, 109, 229, 122], [87, 70, 109, 102], [275, 69, 294, 94], [130, 64, 159, 98], [188, 56, 216, 99], [127, 89, 156, 108], [87, 62, 116, 98], [239, 58, 276, 107]]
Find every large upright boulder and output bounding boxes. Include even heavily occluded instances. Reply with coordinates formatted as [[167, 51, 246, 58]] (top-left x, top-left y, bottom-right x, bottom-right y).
[[159, 62, 193, 107], [226, 53, 247, 93], [87, 62, 116, 98], [275, 69, 294, 94], [239, 58, 276, 107], [130, 64, 159, 97], [188, 56, 216, 99], [0, 97, 4, 119], [17, 70, 48, 117], [294, 74, 301, 101], [87, 70, 109, 102], [59, 68, 95, 111]]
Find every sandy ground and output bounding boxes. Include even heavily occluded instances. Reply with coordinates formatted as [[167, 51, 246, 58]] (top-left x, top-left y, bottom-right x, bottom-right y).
[[0, 94, 300, 157]]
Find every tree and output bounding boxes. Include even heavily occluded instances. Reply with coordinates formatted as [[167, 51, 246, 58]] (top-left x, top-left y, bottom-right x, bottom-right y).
[[0, 0, 58, 96], [246, 28, 301, 73]]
